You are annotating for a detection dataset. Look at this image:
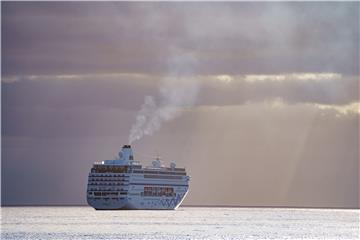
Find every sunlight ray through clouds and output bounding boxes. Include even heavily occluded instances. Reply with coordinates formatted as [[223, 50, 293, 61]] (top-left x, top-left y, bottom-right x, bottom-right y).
[[244, 73, 342, 82], [215, 75, 233, 83], [314, 102, 360, 115]]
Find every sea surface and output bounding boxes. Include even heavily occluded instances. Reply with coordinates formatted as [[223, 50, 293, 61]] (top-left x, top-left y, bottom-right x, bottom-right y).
[[1, 207, 359, 239]]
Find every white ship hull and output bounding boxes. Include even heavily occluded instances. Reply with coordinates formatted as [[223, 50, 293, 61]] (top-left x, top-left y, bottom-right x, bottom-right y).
[[87, 189, 189, 210]]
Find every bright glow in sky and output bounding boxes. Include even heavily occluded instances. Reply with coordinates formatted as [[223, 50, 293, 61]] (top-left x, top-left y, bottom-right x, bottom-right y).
[[2, 2, 359, 208]]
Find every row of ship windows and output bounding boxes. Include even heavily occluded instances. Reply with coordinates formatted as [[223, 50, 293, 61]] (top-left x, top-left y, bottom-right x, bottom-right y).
[[88, 176, 183, 181], [162, 168, 186, 171], [91, 168, 128, 173], [90, 197, 125, 200], [92, 166, 128, 169], [88, 192, 127, 196], [88, 191, 175, 197], [142, 192, 176, 197], [88, 188, 126, 191], [88, 178, 128, 181], [143, 175, 183, 180], [133, 170, 186, 176], [90, 169, 186, 174], [91, 197, 124, 201], [89, 174, 128, 177], [88, 182, 128, 186], [143, 186, 175, 197], [90, 167, 186, 176], [91, 166, 140, 170]]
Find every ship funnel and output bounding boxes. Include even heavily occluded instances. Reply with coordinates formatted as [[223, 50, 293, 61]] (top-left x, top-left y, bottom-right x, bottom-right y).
[[118, 145, 134, 162]]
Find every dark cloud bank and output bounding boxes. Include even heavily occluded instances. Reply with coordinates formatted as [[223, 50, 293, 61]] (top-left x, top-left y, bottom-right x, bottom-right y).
[[2, 2, 359, 76], [1, 2, 359, 208]]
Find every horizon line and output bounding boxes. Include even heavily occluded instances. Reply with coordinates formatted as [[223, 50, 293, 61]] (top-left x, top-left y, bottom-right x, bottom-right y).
[[1, 204, 358, 210]]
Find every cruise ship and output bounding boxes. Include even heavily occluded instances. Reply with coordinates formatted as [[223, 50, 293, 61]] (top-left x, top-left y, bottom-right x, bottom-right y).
[[86, 145, 190, 210]]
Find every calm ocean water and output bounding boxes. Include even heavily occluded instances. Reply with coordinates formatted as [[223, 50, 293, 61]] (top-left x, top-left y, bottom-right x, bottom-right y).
[[1, 207, 358, 239]]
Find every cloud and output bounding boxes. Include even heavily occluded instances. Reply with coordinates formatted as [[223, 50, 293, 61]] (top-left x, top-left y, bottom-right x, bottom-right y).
[[3, 72, 358, 109], [266, 98, 360, 116], [3, 72, 344, 83], [3, 71, 358, 142], [202, 73, 359, 106], [215, 75, 234, 83], [2, 2, 359, 76], [244, 73, 342, 82], [1, 72, 154, 83], [314, 102, 360, 115]]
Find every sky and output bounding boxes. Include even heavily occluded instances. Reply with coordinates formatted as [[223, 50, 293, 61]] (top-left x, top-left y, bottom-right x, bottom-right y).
[[1, 2, 359, 208]]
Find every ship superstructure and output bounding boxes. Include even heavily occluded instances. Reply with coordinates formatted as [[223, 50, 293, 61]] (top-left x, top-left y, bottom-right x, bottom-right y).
[[86, 145, 189, 210]]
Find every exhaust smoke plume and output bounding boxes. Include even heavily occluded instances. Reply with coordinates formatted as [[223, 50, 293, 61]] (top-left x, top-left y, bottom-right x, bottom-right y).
[[129, 51, 199, 144]]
